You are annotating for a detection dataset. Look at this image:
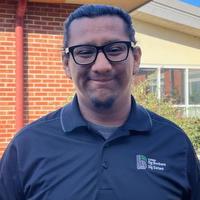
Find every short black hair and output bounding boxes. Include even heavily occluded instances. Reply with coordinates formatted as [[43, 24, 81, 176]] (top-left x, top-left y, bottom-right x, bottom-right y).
[[63, 4, 136, 48]]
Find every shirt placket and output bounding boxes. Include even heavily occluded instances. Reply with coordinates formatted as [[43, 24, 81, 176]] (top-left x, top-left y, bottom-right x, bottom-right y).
[[95, 141, 117, 200]]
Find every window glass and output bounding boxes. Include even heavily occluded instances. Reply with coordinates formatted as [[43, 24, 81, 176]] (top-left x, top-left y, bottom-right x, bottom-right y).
[[134, 66, 200, 118], [134, 68, 157, 94], [189, 69, 200, 105], [161, 69, 185, 104]]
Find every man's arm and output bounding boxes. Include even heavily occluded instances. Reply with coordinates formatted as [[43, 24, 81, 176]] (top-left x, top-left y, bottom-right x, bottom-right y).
[[186, 139, 200, 200], [0, 142, 24, 200]]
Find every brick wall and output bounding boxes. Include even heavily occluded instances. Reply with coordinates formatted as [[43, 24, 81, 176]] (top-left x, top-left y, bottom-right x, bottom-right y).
[[0, 0, 16, 156], [0, 0, 79, 157]]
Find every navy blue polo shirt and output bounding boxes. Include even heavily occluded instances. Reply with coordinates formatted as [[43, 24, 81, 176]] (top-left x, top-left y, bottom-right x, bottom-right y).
[[0, 96, 200, 200]]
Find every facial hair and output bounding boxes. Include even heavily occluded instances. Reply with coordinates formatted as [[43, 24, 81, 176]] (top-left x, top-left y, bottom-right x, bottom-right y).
[[91, 96, 115, 110]]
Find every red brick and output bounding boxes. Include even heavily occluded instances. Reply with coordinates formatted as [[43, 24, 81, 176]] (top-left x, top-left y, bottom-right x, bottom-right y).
[[0, 1, 79, 156]]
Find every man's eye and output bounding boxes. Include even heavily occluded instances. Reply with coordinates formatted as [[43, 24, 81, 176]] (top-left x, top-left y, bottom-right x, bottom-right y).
[[79, 50, 93, 54], [75, 48, 95, 57], [106, 47, 124, 55], [109, 48, 123, 52]]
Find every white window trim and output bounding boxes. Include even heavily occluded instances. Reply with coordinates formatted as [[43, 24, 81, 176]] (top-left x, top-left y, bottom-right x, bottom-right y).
[[138, 64, 200, 117]]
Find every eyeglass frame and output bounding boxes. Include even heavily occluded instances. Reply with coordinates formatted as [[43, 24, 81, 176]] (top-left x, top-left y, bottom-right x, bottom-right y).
[[64, 41, 136, 65]]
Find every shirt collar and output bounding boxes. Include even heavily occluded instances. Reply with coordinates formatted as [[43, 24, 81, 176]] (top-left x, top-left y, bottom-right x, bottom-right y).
[[60, 95, 152, 133], [60, 95, 87, 132], [121, 96, 153, 133]]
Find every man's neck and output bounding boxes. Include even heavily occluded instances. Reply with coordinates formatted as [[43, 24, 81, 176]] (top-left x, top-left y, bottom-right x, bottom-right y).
[[78, 96, 132, 127]]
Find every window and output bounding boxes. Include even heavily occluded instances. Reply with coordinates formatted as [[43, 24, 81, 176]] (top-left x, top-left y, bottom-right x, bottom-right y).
[[188, 69, 200, 117], [161, 69, 185, 104], [134, 66, 200, 118], [189, 69, 200, 104]]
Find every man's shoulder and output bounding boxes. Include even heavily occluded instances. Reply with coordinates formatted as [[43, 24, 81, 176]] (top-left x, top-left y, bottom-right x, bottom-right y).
[[23, 107, 62, 131], [148, 109, 181, 129], [145, 108, 191, 144], [12, 103, 72, 143], [134, 103, 183, 132]]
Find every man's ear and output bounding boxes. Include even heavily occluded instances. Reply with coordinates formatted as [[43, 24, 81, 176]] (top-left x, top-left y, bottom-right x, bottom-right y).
[[132, 46, 142, 75], [62, 54, 72, 79]]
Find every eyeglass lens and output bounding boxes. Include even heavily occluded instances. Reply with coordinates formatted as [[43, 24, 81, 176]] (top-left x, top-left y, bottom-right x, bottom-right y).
[[72, 42, 129, 65]]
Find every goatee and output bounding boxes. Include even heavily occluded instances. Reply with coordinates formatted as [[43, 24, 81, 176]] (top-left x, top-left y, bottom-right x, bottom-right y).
[[91, 97, 115, 109]]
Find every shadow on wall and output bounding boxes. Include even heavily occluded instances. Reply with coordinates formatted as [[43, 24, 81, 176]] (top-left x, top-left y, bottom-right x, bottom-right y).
[[134, 19, 200, 49]]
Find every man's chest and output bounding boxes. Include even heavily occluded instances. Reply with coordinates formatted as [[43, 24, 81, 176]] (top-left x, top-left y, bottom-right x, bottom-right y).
[[21, 137, 188, 200]]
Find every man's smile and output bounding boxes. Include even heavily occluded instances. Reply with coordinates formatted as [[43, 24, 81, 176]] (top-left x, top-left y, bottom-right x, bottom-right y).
[[88, 78, 115, 87]]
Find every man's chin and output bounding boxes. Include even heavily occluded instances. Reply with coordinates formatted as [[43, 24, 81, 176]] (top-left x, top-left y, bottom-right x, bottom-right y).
[[91, 96, 115, 109]]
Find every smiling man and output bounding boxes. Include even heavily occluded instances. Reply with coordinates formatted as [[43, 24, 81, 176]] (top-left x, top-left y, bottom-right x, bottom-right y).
[[0, 4, 200, 200], [63, 12, 141, 127]]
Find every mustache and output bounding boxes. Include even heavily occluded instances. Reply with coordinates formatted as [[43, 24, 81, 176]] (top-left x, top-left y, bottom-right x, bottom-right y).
[[88, 73, 115, 81]]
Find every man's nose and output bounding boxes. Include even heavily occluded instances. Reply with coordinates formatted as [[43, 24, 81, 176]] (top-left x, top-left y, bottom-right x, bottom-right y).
[[91, 51, 112, 73]]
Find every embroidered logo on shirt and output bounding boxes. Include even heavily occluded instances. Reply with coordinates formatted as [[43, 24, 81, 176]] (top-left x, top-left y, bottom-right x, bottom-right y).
[[136, 154, 166, 171]]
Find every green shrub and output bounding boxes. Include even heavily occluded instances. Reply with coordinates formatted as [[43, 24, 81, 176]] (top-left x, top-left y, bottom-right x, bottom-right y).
[[132, 81, 200, 153]]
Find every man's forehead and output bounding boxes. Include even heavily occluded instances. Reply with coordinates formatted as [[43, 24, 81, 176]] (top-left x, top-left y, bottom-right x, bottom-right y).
[[67, 16, 128, 45], [69, 15, 126, 31]]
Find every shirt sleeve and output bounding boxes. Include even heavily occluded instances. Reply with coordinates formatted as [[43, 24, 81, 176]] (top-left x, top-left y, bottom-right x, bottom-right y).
[[0, 142, 24, 200], [186, 138, 200, 200]]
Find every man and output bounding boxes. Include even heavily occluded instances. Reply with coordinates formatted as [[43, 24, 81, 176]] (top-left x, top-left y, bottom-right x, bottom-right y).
[[0, 4, 199, 200]]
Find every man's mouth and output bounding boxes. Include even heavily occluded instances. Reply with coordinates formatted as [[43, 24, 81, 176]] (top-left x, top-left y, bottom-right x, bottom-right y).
[[92, 78, 113, 82], [88, 75, 114, 82]]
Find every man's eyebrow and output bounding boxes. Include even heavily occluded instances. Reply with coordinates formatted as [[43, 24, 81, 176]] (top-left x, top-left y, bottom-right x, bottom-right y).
[[75, 40, 127, 46], [103, 40, 125, 45]]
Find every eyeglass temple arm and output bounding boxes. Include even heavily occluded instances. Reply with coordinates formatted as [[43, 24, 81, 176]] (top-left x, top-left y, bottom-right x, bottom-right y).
[[64, 48, 69, 54]]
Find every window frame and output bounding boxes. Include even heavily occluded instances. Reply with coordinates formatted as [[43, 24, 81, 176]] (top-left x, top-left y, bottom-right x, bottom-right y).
[[137, 65, 200, 117]]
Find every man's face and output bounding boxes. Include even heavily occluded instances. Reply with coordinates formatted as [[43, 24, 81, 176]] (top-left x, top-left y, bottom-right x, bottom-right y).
[[64, 16, 141, 109]]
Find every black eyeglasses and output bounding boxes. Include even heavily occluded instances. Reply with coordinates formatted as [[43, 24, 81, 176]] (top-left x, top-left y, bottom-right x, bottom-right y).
[[64, 41, 135, 65]]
